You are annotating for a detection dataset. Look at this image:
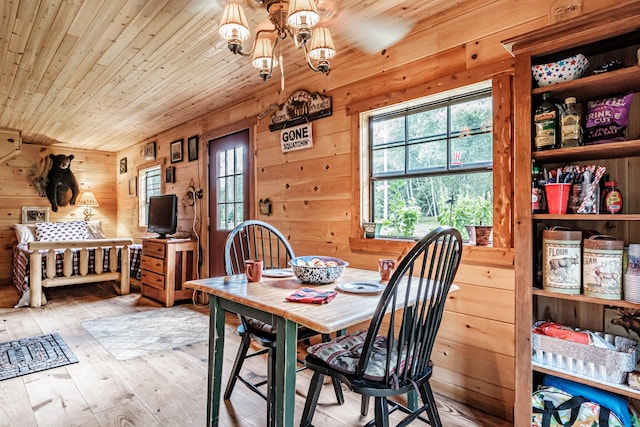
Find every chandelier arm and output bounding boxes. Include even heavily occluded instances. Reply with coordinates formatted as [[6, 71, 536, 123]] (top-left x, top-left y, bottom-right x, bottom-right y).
[[302, 42, 329, 75], [230, 28, 278, 57]]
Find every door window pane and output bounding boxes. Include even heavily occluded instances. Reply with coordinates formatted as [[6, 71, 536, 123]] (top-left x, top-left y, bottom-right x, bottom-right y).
[[216, 146, 244, 230]]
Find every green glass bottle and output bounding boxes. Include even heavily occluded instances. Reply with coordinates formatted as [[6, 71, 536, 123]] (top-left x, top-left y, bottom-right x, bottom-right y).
[[534, 92, 559, 151]]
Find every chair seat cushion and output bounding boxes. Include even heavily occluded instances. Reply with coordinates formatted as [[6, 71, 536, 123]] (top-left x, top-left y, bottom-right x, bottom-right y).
[[306, 330, 403, 381], [246, 317, 277, 335]]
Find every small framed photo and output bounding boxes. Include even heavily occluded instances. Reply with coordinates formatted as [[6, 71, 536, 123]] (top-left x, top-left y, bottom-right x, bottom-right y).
[[188, 135, 199, 162], [120, 157, 127, 174], [22, 206, 49, 224], [128, 176, 137, 196], [170, 139, 183, 163], [165, 166, 175, 183], [143, 141, 156, 160]]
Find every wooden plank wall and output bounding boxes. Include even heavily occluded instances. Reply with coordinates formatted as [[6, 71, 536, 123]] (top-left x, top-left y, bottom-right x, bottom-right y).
[[115, 119, 206, 242], [0, 144, 117, 284], [0, 0, 629, 420], [107, 0, 627, 420]]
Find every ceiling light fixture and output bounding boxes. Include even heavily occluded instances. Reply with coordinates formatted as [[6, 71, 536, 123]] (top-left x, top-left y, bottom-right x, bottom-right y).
[[219, 0, 336, 82]]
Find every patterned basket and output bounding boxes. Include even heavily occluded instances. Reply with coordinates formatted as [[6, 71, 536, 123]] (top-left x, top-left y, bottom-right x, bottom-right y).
[[532, 329, 637, 384]]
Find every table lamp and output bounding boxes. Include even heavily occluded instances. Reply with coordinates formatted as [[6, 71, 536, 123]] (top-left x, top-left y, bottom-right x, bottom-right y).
[[77, 192, 99, 221]]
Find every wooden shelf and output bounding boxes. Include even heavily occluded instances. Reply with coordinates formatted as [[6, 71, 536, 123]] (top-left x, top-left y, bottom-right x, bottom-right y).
[[532, 362, 640, 399], [531, 65, 640, 101], [532, 139, 640, 163], [533, 288, 640, 309], [532, 213, 640, 221]]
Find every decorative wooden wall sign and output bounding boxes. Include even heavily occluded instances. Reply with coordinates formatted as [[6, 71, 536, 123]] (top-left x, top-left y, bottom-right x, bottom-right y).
[[269, 89, 332, 131]]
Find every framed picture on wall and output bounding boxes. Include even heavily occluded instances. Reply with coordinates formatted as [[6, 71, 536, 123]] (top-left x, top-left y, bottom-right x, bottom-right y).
[[165, 166, 175, 183], [22, 206, 49, 224], [188, 135, 199, 162], [144, 142, 156, 160], [170, 139, 183, 163], [120, 157, 127, 174]]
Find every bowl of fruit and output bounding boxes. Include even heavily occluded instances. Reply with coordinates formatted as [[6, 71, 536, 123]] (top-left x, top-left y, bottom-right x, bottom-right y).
[[289, 256, 348, 284]]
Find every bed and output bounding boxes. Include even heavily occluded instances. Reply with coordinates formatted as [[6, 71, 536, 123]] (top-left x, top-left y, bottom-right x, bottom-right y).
[[11, 220, 142, 307]]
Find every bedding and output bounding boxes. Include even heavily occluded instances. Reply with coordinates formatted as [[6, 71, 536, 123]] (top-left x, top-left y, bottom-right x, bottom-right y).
[[10, 220, 142, 307]]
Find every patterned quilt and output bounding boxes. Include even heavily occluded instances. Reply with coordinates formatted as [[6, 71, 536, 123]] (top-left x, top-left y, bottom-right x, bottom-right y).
[[12, 243, 142, 295]]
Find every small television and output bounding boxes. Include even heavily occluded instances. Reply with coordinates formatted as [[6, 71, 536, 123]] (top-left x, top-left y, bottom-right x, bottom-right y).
[[147, 194, 178, 239]]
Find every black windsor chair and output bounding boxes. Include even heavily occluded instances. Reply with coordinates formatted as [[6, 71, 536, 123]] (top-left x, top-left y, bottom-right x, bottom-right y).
[[299, 226, 463, 427], [222, 220, 343, 425]]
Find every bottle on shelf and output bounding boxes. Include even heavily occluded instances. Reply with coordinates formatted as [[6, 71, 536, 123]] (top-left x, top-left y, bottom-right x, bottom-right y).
[[602, 181, 623, 214], [531, 163, 546, 214], [534, 92, 559, 151], [560, 97, 583, 148]]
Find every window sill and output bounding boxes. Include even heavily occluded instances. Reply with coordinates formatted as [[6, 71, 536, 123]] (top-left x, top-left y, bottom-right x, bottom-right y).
[[349, 237, 510, 264], [349, 237, 417, 255]]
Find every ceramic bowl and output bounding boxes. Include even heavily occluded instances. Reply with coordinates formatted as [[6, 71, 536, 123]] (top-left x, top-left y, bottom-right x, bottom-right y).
[[289, 256, 348, 284], [531, 53, 589, 87]]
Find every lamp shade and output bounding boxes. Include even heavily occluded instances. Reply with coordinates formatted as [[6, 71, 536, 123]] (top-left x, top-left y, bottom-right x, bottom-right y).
[[77, 192, 99, 207], [287, 0, 320, 28], [252, 37, 278, 69], [308, 27, 336, 60], [219, 2, 250, 41]]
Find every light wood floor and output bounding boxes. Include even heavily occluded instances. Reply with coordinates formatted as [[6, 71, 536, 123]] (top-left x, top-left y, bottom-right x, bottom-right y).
[[0, 282, 513, 426]]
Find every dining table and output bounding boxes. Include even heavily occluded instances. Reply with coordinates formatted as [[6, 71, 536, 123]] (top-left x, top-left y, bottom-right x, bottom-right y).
[[184, 267, 459, 427]]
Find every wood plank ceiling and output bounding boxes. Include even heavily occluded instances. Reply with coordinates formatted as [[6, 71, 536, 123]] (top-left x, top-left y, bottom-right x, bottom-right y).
[[1, 0, 476, 152]]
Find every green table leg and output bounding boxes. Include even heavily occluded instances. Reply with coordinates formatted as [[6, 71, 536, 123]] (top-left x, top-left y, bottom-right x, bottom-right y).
[[273, 317, 298, 427], [207, 296, 225, 427]]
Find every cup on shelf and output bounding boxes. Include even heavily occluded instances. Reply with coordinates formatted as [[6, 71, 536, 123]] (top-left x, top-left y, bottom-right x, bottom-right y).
[[245, 259, 263, 282], [545, 183, 571, 214]]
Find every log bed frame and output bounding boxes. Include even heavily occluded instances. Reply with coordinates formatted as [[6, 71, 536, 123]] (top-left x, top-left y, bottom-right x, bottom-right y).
[[27, 238, 133, 307]]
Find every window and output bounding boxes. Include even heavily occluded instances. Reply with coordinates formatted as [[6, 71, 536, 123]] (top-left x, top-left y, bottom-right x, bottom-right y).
[[364, 82, 493, 239], [216, 146, 244, 230], [138, 165, 162, 226]]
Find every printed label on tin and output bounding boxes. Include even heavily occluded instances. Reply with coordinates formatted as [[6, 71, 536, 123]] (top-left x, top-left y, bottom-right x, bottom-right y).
[[543, 240, 581, 294], [583, 249, 622, 299]]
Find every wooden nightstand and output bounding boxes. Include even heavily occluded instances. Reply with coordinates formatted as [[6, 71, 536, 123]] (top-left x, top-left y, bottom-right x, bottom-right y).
[[141, 238, 198, 307]]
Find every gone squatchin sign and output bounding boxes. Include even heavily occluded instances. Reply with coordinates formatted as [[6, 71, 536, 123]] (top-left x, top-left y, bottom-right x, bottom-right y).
[[280, 123, 313, 153]]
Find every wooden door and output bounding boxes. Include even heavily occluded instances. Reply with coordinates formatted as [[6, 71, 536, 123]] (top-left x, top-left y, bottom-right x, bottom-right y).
[[208, 129, 250, 276]]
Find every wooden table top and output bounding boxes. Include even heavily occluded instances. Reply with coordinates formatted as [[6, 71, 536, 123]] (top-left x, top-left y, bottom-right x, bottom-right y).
[[184, 267, 390, 334], [185, 268, 460, 334]]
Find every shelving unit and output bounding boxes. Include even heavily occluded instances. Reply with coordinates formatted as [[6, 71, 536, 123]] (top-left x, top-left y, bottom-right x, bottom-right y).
[[503, 5, 640, 425]]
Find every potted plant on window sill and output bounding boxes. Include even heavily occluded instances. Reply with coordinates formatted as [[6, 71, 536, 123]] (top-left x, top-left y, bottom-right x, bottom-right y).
[[465, 224, 493, 246]]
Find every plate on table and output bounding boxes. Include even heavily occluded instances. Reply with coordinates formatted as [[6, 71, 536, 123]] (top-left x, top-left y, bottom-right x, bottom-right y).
[[336, 282, 384, 294], [262, 268, 295, 278]]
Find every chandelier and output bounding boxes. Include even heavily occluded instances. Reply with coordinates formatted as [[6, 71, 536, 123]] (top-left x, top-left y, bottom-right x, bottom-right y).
[[218, 0, 336, 82]]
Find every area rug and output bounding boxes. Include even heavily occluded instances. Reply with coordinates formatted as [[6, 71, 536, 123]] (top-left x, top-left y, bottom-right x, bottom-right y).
[[0, 332, 78, 381], [82, 306, 209, 360]]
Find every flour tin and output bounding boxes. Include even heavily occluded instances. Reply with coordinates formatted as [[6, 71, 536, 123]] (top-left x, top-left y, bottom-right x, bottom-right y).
[[542, 229, 582, 294], [583, 235, 624, 300]]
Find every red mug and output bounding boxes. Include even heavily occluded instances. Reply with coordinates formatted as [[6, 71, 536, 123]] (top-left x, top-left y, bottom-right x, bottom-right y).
[[245, 259, 263, 282], [378, 259, 397, 282]]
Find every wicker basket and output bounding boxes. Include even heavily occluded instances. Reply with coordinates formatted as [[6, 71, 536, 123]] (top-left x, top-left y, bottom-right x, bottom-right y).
[[532, 330, 637, 384]]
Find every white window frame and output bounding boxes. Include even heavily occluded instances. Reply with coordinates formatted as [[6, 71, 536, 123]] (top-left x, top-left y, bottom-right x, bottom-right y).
[[360, 81, 493, 237], [138, 165, 162, 227]]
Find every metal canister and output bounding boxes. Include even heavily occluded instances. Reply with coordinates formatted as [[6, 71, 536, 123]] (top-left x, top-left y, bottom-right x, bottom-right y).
[[583, 235, 624, 299], [542, 229, 582, 294]]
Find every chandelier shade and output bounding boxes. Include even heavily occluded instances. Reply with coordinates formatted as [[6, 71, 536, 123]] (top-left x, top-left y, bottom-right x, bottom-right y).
[[219, 3, 250, 47], [287, 0, 320, 29], [308, 27, 335, 60]]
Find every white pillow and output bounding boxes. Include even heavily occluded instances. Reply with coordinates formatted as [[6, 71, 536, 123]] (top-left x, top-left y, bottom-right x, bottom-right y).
[[86, 221, 107, 239], [13, 224, 36, 244], [35, 221, 89, 242]]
